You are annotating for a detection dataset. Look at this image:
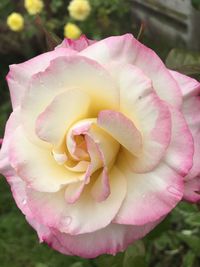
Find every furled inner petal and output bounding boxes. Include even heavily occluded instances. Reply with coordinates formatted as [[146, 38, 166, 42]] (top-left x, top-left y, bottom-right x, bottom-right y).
[[35, 89, 91, 147], [97, 110, 142, 156], [88, 124, 120, 169], [66, 119, 96, 161], [91, 168, 110, 202], [65, 161, 90, 172], [63, 118, 120, 203]]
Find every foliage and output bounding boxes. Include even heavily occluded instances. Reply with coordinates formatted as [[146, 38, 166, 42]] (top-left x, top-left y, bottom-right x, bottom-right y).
[[0, 0, 134, 57], [191, 0, 200, 10], [166, 48, 200, 80]]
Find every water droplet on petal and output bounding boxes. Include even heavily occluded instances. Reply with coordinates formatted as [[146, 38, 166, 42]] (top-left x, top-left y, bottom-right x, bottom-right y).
[[22, 198, 27, 205]]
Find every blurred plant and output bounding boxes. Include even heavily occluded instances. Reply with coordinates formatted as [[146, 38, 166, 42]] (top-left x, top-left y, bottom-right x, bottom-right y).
[[191, 0, 200, 10], [24, 0, 44, 15], [6, 12, 24, 32], [166, 48, 200, 81], [68, 0, 91, 21], [0, 0, 133, 58], [64, 22, 82, 39]]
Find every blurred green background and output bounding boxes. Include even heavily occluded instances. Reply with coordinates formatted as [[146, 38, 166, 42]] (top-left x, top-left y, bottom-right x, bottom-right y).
[[1, 0, 200, 266]]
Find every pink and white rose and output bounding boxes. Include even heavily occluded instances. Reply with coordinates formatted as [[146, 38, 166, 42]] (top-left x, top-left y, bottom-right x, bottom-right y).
[[0, 34, 199, 258], [172, 71, 200, 203]]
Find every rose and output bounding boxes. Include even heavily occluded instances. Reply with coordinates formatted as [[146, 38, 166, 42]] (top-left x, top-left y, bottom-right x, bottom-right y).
[[0, 34, 199, 258], [174, 71, 200, 203], [64, 22, 82, 40], [24, 0, 44, 15], [7, 12, 24, 32], [68, 0, 91, 21]]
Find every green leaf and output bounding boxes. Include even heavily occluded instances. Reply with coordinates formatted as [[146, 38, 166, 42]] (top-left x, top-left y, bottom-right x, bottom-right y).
[[35, 263, 48, 267], [185, 213, 200, 227], [69, 262, 84, 267], [123, 241, 146, 267], [94, 253, 124, 267], [166, 48, 200, 68], [182, 251, 196, 267], [177, 234, 200, 255], [165, 48, 200, 79], [176, 202, 199, 214], [191, 0, 200, 10], [145, 216, 170, 240], [124, 255, 146, 267], [173, 65, 200, 76], [50, 0, 63, 13]]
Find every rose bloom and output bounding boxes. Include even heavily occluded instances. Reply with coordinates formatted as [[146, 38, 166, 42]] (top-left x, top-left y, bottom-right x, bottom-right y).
[[64, 23, 82, 40], [0, 35, 200, 258], [68, 0, 91, 21], [24, 0, 44, 15], [7, 12, 24, 32]]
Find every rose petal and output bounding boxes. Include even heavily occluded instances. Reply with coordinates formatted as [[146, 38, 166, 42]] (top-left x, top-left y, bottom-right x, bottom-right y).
[[26, 166, 127, 235], [164, 106, 194, 177], [36, 89, 91, 146], [7, 48, 76, 109], [182, 96, 200, 180], [56, 35, 96, 52], [118, 64, 171, 172], [30, 219, 162, 258], [114, 161, 183, 225], [65, 181, 86, 204], [81, 34, 182, 108], [21, 55, 119, 145], [184, 177, 200, 203], [169, 70, 200, 99], [0, 109, 20, 177], [97, 110, 142, 156], [9, 127, 84, 192]]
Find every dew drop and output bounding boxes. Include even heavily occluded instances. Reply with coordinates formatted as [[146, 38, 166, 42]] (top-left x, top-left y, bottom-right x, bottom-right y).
[[22, 198, 27, 205]]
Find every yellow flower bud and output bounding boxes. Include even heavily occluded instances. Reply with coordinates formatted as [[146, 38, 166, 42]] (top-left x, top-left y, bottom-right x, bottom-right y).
[[7, 12, 24, 32], [64, 22, 82, 40], [68, 0, 91, 21], [24, 0, 44, 15]]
